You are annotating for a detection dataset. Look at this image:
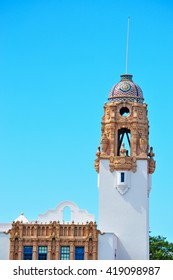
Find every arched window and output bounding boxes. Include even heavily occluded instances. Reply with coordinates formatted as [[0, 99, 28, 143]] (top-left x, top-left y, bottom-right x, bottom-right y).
[[31, 226, 34, 236], [60, 227, 63, 236], [74, 227, 77, 236], [38, 226, 41, 236], [42, 226, 45, 236], [46, 227, 49, 236], [68, 227, 71, 236], [27, 227, 30, 236], [64, 227, 67, 236], [23, 226, 26, 236]]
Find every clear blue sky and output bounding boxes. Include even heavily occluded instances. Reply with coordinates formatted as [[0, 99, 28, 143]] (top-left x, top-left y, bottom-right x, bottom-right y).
[[0, 0, 173, 242]]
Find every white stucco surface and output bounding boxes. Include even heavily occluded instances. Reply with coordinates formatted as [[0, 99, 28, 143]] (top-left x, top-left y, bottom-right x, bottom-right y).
[[0, 232, 10, 260], [15, 213, 29, 223], [0, 223, 11, 232], [98, 159, 150, 260], [38, 201, 95, 223], [98, 233, 117, 260]]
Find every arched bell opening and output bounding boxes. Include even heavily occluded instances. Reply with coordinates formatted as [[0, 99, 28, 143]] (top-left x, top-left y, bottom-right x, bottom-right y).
[[117, 128, 131, 156], [63, 206, 71, 222]]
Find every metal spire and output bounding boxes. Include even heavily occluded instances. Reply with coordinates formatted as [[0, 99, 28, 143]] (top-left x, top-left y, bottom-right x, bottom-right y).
[[126, 17, 130, 74]]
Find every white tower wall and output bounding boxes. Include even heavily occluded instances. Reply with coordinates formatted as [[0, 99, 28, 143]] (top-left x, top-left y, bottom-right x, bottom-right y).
[[98, 159, 150, 260], [98, 233, 118, 260]]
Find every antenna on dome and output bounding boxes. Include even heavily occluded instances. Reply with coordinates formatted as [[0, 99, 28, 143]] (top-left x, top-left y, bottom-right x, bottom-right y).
[[126, 16, 130, 74]]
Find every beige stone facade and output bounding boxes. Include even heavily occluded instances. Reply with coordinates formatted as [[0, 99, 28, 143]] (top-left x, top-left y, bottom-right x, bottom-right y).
[[9, 221, 98, 260]]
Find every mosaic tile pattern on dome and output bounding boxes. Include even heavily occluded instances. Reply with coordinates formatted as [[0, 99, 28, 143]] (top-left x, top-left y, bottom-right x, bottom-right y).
[[108, 76, 143, 103]]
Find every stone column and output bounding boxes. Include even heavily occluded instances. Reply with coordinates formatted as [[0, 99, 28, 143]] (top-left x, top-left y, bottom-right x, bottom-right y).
[[48, 241, 52, 260], [57, 224, 60, 238], [55, 241, 60, 260], [18, 240, 23, 260], [34, 225, 38, 237], [92, 242, 97, 260], [131, 127, 137, 156], [70, 242, 74, 260], [32, 241, 37, 260], [84, 242, 88, 260]]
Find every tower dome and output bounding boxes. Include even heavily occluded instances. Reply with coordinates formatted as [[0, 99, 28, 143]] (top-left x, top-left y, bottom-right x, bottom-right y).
[[108, 74, 144, 103]]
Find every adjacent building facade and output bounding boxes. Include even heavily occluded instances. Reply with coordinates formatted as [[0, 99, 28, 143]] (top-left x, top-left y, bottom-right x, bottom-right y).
[[0, 73, 155, 260]]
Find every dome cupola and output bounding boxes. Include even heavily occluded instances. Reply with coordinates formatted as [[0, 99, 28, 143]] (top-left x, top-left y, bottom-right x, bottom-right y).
[[95, 72, 155, 175], [108, 74, 143, 103]]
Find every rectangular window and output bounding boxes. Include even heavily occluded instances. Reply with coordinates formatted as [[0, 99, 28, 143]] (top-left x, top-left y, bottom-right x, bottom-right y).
[[75, 247, 84, 260], [23, 246, 33, 260], [120, 172, 125, 183], [60, 246, 70, 260], [38, 246, 47, 260]]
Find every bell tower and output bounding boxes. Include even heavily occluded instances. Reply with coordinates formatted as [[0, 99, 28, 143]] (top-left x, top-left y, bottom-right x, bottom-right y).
[[95, 74, 156, 259]]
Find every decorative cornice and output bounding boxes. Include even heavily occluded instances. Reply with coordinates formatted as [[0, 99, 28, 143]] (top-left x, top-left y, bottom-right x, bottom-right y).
[[109, 155, 137, 173], [94, 152, 156, 174]]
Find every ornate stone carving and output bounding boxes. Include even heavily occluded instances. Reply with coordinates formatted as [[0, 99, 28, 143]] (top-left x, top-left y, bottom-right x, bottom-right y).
[[109, 156, 137, 173], [148, 158, 156, 174], [51, 237, 56, 254], [88, 238, 93, 255], [9, 221, 99, 260], [14, 237, 18, 254], [133, 106, 138, 118], [139, 136, 148, 157], [94, 147, 101, 173], [148, 147, 156, 174], [138, 109, 144, 120], [95, 101, 156, 174], [100, 134, 109, 154], [106, 108, 110, 120], [120, 143, 127, 157]]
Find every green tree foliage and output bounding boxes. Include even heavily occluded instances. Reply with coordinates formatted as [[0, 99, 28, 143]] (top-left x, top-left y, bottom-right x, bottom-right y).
[[150, 235, 173, 260]]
